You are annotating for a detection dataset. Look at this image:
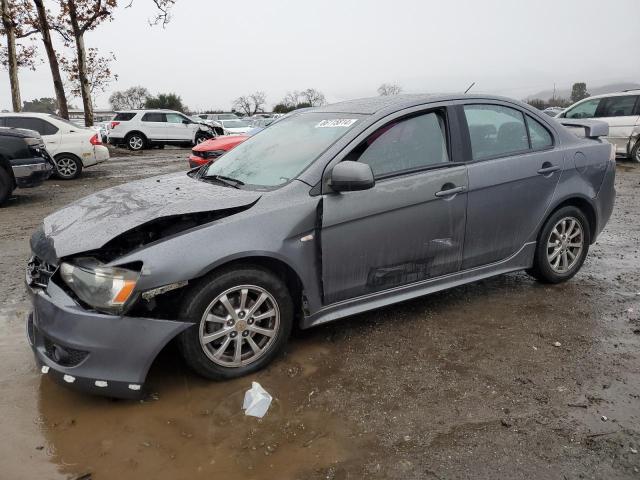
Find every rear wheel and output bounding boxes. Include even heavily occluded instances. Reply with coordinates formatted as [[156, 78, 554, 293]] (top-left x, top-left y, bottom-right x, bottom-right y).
[[0, 167, 13, 205], [528, 206, 590, 283], [125, 132, 146, 151], [53, 154, 83, 180], [178, 266, 293, 380], [631, 141, 640, 163]]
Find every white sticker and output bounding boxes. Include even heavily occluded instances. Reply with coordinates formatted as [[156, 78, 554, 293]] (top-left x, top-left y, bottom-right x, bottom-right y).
[[315, 119, 358, 128]]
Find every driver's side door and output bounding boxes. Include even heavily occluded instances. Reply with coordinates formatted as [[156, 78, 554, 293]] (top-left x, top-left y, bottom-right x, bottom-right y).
[[321, 108, 468, 305]]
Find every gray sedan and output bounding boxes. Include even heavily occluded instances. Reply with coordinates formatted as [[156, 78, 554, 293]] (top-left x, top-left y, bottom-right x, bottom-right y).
[[26, 94, 616, 398]]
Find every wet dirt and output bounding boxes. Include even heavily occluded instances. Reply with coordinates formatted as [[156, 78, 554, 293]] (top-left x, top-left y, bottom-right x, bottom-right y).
[[1, 152, 639, 479]]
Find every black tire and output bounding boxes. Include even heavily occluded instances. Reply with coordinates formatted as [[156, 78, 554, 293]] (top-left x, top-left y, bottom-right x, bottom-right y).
[[0, 166, 14, 206], [53, 154, 83, 180], [177, 266, 294, 380], [631, 141, 640, 163], [527, 206, 591, 284], [194, 133, 208, 145], [125, 132, 146, 151]]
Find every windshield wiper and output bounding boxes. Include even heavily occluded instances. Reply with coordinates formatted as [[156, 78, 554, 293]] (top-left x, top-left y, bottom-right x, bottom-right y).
[[200, 174, 245, 189]]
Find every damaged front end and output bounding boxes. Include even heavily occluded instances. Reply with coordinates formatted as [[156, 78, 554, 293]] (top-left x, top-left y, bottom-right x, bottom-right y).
[[26, 172, 263, 398]]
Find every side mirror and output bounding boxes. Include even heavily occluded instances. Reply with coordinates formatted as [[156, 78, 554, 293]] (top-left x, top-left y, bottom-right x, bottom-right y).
[[182, 120, 191, 124], [330, 161, 375, 192]]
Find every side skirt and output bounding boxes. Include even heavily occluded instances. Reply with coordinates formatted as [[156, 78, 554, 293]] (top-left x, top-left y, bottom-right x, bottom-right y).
[[302, 242, 536, 329]]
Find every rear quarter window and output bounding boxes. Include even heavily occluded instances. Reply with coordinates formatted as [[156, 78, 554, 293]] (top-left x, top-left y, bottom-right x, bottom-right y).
[[113, 112, 137, 121]]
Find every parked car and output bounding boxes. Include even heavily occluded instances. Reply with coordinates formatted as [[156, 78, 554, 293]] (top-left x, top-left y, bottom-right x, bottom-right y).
[[557, 90, 640, 162], [0, 113, 109, 179], [247, 117, 275, 128], [188, 134, 249, 168], [26, 94, 616, 398], [542, 107, 564, 117], [219, 118, 252, 135], [0, 127, 54, 205], [198, 113, 239, 122], [108, 110, 215, 151]]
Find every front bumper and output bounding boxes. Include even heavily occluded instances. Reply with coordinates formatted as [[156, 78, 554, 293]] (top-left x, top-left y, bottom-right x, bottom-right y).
[[27, 280, 192, 399], [12, 158, 54, 188]]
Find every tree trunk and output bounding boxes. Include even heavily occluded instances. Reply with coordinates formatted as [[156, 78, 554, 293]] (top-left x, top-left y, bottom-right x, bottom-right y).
[[67, 0, 92, 126], [33, 0, 69, 119], [0, 0, 21, 111]]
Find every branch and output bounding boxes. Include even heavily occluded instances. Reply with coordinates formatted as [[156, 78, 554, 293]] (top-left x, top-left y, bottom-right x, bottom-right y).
[[80, 1, 110, 34]]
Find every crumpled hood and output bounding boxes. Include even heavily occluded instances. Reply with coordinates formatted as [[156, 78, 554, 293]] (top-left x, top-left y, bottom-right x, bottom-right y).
[[34, 172, 261, 261]]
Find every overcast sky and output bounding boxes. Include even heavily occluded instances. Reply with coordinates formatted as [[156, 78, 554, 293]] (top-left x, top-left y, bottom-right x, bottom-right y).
[[2, 0, 639, 111]]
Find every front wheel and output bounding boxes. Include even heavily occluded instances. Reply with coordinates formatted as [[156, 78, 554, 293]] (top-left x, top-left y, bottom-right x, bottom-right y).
[[194, 133, 209, 145], [527, 206, 591, 283], [178, 266, 293, 380]]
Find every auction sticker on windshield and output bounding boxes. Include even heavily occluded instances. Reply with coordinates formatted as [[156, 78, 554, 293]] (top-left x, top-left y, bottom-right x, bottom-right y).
[[315, 119, 358, 128]]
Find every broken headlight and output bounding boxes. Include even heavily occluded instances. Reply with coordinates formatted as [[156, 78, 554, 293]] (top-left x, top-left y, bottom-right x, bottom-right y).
[[59, 258, 140, 314]]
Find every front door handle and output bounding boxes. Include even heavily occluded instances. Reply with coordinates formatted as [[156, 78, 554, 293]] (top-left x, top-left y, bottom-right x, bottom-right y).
[[537, 163, 561, 175], [435, 185, 466, 198]]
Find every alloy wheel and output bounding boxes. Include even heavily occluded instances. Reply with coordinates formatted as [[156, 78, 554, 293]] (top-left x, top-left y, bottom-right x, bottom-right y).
[[546, 216, 584, 273], [55, 157, 78, 178], [129, 136, 144, 150], [196, 135, 207, 144], [199, 285, 280, 367]]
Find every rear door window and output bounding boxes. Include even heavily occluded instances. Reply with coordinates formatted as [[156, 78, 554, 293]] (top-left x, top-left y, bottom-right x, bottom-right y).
[[463, 105, 529, 160], [3, 116, 58, 135], [598, 95, 639, 117], [348, 111, 449, 178], [141, 112, 165, 122]]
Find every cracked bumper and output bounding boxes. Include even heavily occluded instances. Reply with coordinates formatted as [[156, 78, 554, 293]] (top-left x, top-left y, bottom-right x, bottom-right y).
[[27, 280, 192, 399]]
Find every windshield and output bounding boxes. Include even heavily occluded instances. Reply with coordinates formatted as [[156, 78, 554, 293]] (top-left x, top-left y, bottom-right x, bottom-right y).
[[221, 119, 249, 128], [203, 112, 363, 187]]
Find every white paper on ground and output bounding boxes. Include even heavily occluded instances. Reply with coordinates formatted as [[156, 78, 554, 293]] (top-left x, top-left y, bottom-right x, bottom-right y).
[[243, 382, 273, 418]]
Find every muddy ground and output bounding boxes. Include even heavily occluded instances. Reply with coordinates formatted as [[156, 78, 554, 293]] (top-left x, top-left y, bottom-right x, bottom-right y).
[[0, 149, 639, 479]]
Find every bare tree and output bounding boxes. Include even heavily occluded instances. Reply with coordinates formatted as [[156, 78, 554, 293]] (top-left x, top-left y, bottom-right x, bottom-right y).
[[283, 90, 300, 108], [377, 83, 402, 96], [300, 88, 326, 106], [109, 85, 150, 110], [0, 0, 38, 111], [233, 91, 267, 116], [60, 47, 117, 106], [30, 0, 70, 118]]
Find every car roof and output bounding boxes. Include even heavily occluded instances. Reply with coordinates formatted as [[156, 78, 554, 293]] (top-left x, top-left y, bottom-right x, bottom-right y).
[[579, 90, 640, 100], [0, 112, 53, 118], [308, 93, 534, 115]]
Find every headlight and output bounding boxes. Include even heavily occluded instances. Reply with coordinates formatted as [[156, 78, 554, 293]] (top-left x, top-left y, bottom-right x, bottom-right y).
[[59, 258, 140, 314], [205, 149, 226, 159]]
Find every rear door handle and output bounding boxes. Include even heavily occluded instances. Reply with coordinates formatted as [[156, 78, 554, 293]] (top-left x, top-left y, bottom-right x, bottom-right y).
[[435, 185, 466, 198], [537, 163, 561, 175]]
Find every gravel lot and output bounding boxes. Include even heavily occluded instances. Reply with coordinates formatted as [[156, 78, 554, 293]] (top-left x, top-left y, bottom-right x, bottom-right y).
[[0, 149, 639, 479]]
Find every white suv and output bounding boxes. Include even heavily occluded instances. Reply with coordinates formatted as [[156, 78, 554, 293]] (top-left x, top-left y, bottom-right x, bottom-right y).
[[109, 110, 213, 151], [0, 112, 110, 179], [558, 90, 640, 162]]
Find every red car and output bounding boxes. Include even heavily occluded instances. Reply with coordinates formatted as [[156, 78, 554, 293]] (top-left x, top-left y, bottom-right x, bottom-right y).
[[188, 135, 248, 168]]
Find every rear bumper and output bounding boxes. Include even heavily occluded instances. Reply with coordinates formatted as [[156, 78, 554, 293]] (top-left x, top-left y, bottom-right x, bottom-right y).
[[27, 280, 192, 399], [12, 158, 53, 188]]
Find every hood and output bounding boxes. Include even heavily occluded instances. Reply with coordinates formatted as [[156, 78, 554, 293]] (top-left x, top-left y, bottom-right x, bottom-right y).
[[34, 172, 261, 261], [194, 135, 248, 152]]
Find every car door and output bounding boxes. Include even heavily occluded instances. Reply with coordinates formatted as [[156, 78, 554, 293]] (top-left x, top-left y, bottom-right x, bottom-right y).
[[321, 108, 468, 304], [594, 95, 639, 156], [460, 103, 561, 269], [140, 112, 166, 140], [165, 113, 192, 141]]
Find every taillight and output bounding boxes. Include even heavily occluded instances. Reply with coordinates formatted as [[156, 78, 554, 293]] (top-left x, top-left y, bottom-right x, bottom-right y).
[[90, 133, 102, 145], [110, 121, 120, 129]]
